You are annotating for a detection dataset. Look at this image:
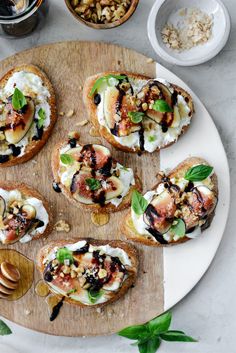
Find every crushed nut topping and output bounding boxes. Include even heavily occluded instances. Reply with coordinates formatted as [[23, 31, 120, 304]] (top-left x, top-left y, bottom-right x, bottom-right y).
[[161, 7, 213, 51], [54, 220, 71, 233], [70, 0, 131, 24]]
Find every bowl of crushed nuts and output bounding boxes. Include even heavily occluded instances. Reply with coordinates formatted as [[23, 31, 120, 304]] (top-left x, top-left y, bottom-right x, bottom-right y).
[[65, 0, 139, 29], [147, 0, 231, 66]]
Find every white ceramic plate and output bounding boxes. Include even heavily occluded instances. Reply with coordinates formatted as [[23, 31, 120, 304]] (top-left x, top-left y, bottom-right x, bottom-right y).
[[148, 0, 231, 66], [155, 62, 230, 309]]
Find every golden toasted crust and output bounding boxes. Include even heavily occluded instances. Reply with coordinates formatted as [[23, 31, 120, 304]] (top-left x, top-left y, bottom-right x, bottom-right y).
[[37, 238, 138, 308], [51, 140, 142, 213], [121, 157, 218, 247], [0, 181, 53, 242], [0, 65, 57, 167], [83, 71, 194, 153]]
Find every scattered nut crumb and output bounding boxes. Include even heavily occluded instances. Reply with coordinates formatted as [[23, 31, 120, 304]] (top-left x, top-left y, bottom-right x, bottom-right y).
[[146, 58, 154, 63], [66, 109, 74, 118], [59, 112, 65, 116], [25, 309, 32, 316], [96, 307, 103, 314], [79, 86, 83, 91], [91, 212, 110, 226], [32, 159, 37, 164], [89, 126, 100, 137], [68, 131, 80, 140], [54, 220, 71, 233], [76, 119, 89, 127]]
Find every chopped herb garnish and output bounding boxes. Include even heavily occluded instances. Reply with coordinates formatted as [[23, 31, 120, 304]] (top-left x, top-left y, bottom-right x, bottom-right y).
[[56, 247, 74, 265], [12, 87, 27, 111], [67, 288, 77, 295], [128, 111, 145, 124], [60, 154, 75, 165], [89, 74, 127, 96], [153, 99, 173, 113], [88, 288, 103, 304], [148, 135, 157, 142], [85, 178, 101, 191], [37, 108, 46, 128]]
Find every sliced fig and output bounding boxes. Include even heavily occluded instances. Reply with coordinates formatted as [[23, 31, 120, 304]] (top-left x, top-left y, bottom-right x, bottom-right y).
[[0, 196, 6, 217], [21, 204, 36, 220], [5, 99, 35, 144], [187, 186, 217, 218], [171, 106, 181, 128], [2, 214, 31, 244], [104, 176, 124, 200], [71, 170, 97, 204], [104, 86, 120, 129], [144, 190, 176, 234]]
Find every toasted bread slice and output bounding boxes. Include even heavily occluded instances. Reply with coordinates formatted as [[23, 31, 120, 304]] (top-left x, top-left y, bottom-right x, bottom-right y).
[[51, 139, 142, 213], [37, 238, 138, 308], [122, 157, 218, 247], [83, 71, 194, 153], [0, 65, 57, 167], [0, 181, 53, 245]]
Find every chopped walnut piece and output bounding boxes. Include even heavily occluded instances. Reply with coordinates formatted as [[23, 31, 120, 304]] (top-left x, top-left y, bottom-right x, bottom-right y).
[[54, 220, 71, 233]]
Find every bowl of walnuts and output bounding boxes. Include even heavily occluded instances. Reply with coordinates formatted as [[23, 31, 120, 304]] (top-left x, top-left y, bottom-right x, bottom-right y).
[[65, 0, 139, 29]]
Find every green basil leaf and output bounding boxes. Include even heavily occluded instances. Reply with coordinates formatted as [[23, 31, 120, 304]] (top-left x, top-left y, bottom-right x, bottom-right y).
[[12, 87, 27, 110], [85, 178, 101, 191], [148, 135, 156, 142], [170, 219, 186, 238], [128, 111, 145, 124], [118, 324, 149, 340], [138, 336, 161, 353], [185, 164, 213, 182], [0, 320, 12, 336], [37, 108, 46, 128], [60, 154, 75, 165], [89, 74, 126, 96], [88, 289, 103, 304], [160, 330, 197, 342], [56, 247, 74, 265], [153, 99, 173, 113], [147, 312, 172, 335], [132, 190, 148, 216], [67, 288, 77, 295]]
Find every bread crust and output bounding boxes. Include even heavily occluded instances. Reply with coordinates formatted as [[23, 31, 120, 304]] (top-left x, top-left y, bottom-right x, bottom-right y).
[[37, 238, 138, 308], [0, 65, 57, 167], [51, 140, 142, 213], [121, 157, 218, 247], [83, 71, 194, 153], [0, 181, 53, 242]]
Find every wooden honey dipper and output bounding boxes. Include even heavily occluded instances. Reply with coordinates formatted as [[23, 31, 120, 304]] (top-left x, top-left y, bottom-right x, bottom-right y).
[[0, 262, 21, 299]]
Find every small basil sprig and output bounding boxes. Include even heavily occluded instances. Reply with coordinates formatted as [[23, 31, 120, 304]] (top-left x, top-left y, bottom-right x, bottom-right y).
[[148, 135, 156, 143], [132, 190, 148, 216], [128, 111, 146, 124], [56, 247, 74, 265], [67, 288, 77, 295], [153, 99, 173, 113], [60, 154, 75, 165], [37, 108, 46, 128], [170, 218, 186, 238], [118, 312, 197, 353], [12, 87, 27, 111], [89, 74, 127, 96], [0, 319, 12, 336], [185, 164, 213, 182], [88, 288, 103, 304], [86, 178, 101, 191]]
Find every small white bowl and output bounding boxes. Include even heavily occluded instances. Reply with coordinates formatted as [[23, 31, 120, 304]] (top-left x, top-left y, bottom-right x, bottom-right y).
[[147, 0, 231, 66]]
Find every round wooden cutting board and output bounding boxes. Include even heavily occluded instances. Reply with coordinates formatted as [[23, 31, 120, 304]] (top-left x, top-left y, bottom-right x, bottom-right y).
[[0, 42, 164, 336]]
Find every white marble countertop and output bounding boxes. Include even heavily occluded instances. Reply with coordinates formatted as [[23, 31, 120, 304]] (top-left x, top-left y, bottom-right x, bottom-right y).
[[0, 0, 236, 352]]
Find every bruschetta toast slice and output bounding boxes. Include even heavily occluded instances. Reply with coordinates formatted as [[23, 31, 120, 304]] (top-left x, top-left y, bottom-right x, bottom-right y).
[[0, 181, 53, 245], [51, 135, 142, 213], [83, 71, 194, 153], [122, 157, 218, 246], [37, 238, 138, 308], [0, 65, 57, 167]]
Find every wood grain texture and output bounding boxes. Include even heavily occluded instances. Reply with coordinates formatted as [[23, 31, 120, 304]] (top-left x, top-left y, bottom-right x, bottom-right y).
[[0, 41, 163, 336]]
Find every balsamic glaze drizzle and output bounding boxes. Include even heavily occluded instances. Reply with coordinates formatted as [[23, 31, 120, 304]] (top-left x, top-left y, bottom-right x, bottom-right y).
[[50, 297, 65, 322]]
